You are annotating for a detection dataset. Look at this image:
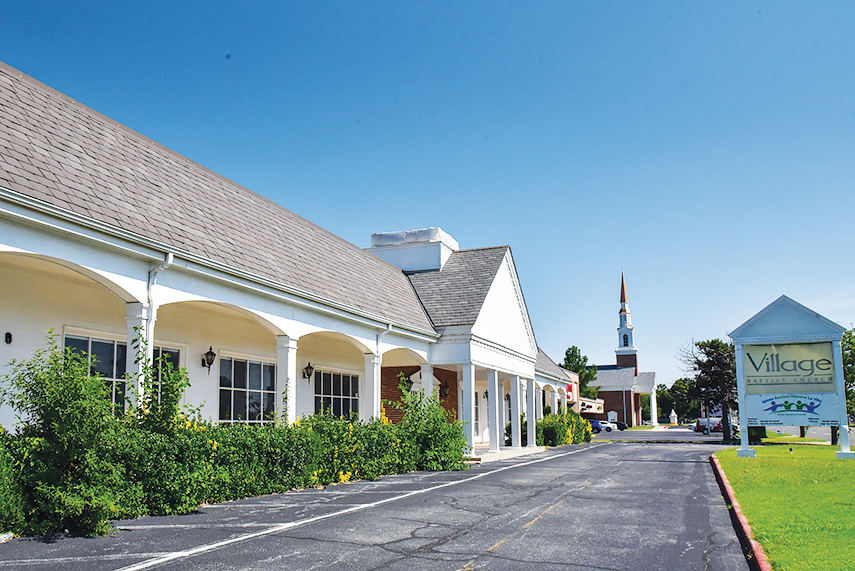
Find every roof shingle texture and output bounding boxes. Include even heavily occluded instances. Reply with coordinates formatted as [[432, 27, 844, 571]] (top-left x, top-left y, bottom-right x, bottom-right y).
[[536, 348, 571, 380], [407, 247, 509, 328], [0, 62, 434, 335]]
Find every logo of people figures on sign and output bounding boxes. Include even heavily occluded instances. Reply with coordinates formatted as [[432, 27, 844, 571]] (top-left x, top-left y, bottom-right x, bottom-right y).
[[760, 394, 823, 416]]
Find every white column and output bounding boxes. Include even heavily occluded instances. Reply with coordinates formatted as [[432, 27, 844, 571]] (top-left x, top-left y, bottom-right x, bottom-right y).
[[535, 386, 543, 420], [561, 391, 568, 413], [420, 364, 434, 395], [526, 378, 537, 447], [650, 388, 659, 426], [461, 364, 476, 450], [125, 302, 150, 403], [551, 390, 558, 416], [276, 335, 298, 424], [510, 375, 522, 448], [364, 353, 382, 421], [487, 370, 501, 452], [833, 339, 853, 458], [735, 343, 755, 457]]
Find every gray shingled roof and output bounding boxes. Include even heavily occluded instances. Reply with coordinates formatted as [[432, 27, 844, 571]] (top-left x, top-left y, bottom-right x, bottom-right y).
[[535, 348, 571, 381], [407, 246, 509, 328], [0, 62, 435, 335]]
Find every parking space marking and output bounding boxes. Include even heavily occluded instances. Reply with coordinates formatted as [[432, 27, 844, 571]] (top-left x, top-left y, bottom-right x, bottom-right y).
[[116, 444, 605, 571]]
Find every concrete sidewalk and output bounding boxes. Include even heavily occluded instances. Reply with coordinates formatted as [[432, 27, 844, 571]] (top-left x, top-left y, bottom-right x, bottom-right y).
[[468, 445, 546, 464]]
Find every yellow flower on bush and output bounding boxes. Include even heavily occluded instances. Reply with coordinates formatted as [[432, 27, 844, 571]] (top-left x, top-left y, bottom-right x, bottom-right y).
[[338, 471, 352, 483]]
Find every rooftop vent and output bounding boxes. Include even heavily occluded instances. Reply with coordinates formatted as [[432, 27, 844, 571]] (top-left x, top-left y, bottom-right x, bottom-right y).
[[366, 227, 459, 272]]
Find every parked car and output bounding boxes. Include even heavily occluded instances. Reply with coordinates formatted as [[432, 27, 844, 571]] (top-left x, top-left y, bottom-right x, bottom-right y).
[[694, 418, 722, 434], [615, 421, 628, 431], [600, 420, 619, 432], [588, 419, 603, 434]]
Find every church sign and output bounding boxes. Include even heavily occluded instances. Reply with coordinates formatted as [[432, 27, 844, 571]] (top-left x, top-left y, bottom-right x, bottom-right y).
[[743, 342, 839, 426], [729, 295, 853, 459]]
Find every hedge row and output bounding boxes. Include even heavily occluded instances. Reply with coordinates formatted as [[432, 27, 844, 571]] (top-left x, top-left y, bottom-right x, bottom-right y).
[[0, 337, 468, 536], [505, 409, 593, 446]]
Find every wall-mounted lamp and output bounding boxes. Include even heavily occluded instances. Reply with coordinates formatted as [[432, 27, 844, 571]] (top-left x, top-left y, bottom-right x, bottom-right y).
[[404, 377, 413, 392], [4, 332, 11, 345], [440, 382, 450, 398], [202, 346, 217, 374], [303, 362, 315, 384], [504, 393, 511, 402]]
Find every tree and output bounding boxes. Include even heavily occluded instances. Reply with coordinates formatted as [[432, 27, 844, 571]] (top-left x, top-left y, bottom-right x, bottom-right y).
[[842, 329, 855, 419], [680, 339, 736, 440], [669, 377, 701, 420], [560, 346, 599, 399]]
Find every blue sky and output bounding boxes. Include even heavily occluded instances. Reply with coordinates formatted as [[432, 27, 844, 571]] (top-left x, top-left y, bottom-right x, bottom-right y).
[[2, 2, 853, 386]]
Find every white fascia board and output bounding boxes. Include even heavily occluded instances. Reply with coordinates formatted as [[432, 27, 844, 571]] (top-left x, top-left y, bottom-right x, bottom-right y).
[[0, 187, 439, 343]]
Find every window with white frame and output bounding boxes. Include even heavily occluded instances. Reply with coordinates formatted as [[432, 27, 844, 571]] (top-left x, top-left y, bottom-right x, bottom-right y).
[[313, 368, 359, 417], [219, 356, 276, 423], [64, 334, 182, 413]]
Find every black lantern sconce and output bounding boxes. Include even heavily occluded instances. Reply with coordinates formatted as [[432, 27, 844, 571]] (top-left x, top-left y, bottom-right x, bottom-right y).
[[303, 362, 315, 384], [4, 332, 11, 345], [440, 382, 450, 398], [404, 376, 414, 392], [202, 346, 217, 374], [504, 393, 511, 402]]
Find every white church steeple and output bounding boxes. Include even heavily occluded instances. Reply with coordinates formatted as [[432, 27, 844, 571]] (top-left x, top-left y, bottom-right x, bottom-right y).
[[615, 272, 638, 372]]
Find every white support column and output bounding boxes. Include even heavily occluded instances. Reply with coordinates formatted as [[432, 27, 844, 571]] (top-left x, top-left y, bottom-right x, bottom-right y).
[[526, 378, 537, 447], [420, 364, 434, 395], [276, 335, 298, 424], [510, 375, 522, 448], [364, 353, 382, 421], [833, 339, 854, 458], [461, 364, 476, 450], [561, 391, 568, 413], [125, 302, 150, 403], [551, 390, 558, 416], [536, 386, 543, 420], [735, 343, 755, 458], [650, 388, 659, 426], [487, 370, 501, 453]]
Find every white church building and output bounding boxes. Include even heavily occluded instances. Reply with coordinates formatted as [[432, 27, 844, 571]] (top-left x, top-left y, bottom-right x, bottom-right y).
[[0, 60, 578, 452]]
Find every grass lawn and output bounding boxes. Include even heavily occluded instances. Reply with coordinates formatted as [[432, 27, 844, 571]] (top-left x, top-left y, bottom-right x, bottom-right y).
[[625, 425, 654, 430], [716, 446, 855, 571], [761, 431, 826, 444]]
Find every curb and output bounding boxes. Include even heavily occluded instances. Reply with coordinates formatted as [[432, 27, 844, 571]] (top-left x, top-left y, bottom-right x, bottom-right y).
[[709, 454, 772, 571]]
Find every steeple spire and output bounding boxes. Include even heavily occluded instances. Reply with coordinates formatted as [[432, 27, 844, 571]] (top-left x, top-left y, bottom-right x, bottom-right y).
[[615, 272, 638, 372]]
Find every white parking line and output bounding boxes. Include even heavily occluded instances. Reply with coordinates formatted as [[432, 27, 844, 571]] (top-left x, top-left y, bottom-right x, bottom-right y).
[[116, 444, 604, 571]]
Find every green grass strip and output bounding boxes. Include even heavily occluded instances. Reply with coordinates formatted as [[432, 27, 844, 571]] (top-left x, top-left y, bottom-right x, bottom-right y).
[[716, 446, 855, 571]]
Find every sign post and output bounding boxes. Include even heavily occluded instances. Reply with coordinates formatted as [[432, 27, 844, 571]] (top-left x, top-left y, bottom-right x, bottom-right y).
[[729, 296, 853, 459]]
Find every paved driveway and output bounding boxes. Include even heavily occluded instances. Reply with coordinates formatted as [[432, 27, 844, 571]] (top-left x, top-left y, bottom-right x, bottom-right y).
[[0, 443, 749, 571]]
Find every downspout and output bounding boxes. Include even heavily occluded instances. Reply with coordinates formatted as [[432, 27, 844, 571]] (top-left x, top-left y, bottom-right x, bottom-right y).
[[375, 323, 392, 355], [145, 252, 174, 361]]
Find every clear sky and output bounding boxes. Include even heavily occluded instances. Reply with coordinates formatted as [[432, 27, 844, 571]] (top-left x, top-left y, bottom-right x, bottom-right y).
[[2, 2, 853, 386]]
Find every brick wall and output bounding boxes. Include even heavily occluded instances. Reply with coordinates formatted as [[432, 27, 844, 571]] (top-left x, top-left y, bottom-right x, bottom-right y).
[[380, 366, 458, 424]]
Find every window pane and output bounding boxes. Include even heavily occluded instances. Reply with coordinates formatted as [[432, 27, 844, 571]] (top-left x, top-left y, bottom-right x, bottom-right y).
[[351, 399, 358, 415], [322, 372, 331, 396], [341, 375, 350, 397], [249, 362, 262, 390], [263, 393, 275, 420], [314, 371, 321, 394], [220, 358, 232, 388], [219, 389, 231, 420], [342, 399, 351, 416], [64, 335, 88, 357], [351, 375, 359, 397], [314, 396, 322, 414], [249, 391, 262, 421], [333, 373, 341, 396], [233, 391, 247, 421], [91, 339, 115, 378], [234, 360, 247, 389], [162, 348, 180, 369], [263, 364, 275, 391], [332, 397, 341, 417], [116, 343, 127, 379], [323, 396, 332, 412], [116, 381, 126, 414]]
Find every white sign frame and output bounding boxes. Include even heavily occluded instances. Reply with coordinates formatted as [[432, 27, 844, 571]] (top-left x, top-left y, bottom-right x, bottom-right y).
[[729, 295, 853, 459]]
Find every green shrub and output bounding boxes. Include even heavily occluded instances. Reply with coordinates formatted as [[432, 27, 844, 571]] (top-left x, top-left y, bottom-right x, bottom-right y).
[[505, 409, 592, 446], [385, 373, 468, 471]]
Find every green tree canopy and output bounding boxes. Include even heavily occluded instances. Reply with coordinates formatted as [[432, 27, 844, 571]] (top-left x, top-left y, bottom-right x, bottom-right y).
[[561, 346, 599, 399], [680, 338, 736, 440], [842, 329, 855, 419]]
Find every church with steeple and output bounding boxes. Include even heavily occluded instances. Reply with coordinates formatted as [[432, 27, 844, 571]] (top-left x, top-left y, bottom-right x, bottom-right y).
[[589, 273, 657, 426]]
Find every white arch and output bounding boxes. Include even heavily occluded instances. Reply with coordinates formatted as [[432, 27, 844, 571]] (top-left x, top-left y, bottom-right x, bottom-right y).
[[158, 300, 287, 337]]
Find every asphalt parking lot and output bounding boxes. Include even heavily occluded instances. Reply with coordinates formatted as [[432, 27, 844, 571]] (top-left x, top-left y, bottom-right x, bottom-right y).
[[0, 442, 749, 571]]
